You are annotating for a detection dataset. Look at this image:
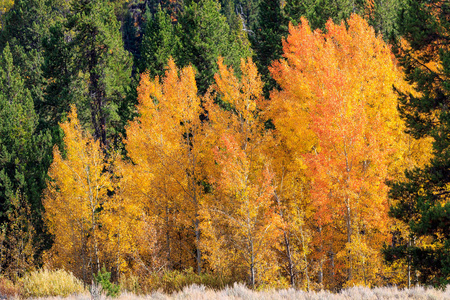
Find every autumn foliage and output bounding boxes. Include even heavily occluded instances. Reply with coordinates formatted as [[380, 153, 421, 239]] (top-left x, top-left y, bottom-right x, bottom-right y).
[[40, 14, 431, 291], [266, 14, 429, 289]]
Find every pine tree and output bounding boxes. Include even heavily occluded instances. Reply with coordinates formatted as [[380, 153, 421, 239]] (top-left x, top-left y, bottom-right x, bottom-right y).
[[385, 0, 450, 287], [366, 0, 407, 39], [67, 0, 132, 148], [0, 0, 13, 29], [0, 43, 50, 269], [178, 0, 251, 93], [0, 0, 64, 262], [251, 0, 286, 94], [139, 5, 180, 77], [0, 0, 68, 112], [40, 22, 83, 135], [284, 0, 360, 30], [0, 43, 37, 221]]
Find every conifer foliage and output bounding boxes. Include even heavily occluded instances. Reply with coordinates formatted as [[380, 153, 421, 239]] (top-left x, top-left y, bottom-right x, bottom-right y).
[[386, 0, 450, 286]]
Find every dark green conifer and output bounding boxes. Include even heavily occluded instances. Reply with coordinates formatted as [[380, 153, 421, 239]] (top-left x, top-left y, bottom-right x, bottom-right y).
[[0, 43, 52, 243], [385, 0, 450, 287], [67, 0, 132, 147], [139, 6, 180, 77], [178, 0, 251, 93], [251, 0, 286, 94]]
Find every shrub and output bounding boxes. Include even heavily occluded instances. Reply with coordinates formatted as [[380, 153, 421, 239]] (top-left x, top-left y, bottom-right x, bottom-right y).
[[22, 269, 85, 297], [0, 277, 22, 299], [120, 268, 232, 294], [93, 267, 120, 297]]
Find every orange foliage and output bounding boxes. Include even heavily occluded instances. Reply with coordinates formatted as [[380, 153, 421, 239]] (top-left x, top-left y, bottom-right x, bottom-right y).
[[269, 14, 410, 288]]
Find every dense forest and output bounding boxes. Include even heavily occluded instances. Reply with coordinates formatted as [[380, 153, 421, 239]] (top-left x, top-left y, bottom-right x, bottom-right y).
[[0, 0, 449, 293]]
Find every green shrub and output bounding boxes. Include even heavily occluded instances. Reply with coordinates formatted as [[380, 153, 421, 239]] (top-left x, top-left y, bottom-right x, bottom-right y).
[[93, 266, 120, 297], [22, 269, 85, 297]]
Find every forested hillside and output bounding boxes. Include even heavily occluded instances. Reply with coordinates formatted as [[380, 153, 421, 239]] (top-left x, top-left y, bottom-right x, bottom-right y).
[[0, 0, 448, 293]]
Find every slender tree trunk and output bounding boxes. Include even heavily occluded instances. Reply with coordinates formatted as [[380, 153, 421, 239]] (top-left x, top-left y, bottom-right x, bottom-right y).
[[346, 202, 352, 282], [330, 249, 335, 288], [274, 192, 295, 286], [81, 229, 87, 283], [165, 205, 172, 269], [188, 132, 201, 274], [92, 208, 100, 274], [408, 237, 411, 288], [194, 217, 201, 274], [283, 232, 295, 286], [250, 241, 255, 289], [299, 223, 310, 291], [317, 225, 323, 288]]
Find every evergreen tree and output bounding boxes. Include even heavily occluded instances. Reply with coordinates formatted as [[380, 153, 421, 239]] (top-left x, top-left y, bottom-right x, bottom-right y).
[[66, 0, 132, 148], [385, 0, 450, 286], [0, 43, 51, 260], [283, 0, 362, 30], [0, 0, 68, 122], [220, 0, 260, 33], [0, 0, 14, 29], [0, 43, 36, 217], [178, 0, 251, 93], [251, 0, 286, 94], [366, 0, 407, 39], [139, 6, 180, 77], [40, 22, 83, 136], [0, 0, 65, 263]]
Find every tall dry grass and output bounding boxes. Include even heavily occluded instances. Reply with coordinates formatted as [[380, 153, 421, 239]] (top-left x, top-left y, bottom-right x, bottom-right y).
[[21, 269, 86, 298]]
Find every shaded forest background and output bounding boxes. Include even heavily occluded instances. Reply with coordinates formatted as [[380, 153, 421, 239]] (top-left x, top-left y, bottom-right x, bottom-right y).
[[0, 0, 449, 293]]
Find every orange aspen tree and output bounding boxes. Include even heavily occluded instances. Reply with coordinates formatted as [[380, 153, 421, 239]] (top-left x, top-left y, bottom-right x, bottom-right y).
[[269, 14, 408, 288], [124, 59, 206, 274], [201, 58, 281, 288], [43, 106, 111, 282]]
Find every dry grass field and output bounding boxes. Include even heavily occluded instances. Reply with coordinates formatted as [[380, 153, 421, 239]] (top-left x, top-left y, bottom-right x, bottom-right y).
[[28, 283, 450, 300], [3, 269, 447, 299]]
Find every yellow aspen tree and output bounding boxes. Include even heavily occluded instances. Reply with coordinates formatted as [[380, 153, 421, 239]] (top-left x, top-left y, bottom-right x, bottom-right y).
[[261, 16, 320, 290], [201, 58, 282, 288], [99, 157, 161, 278], [262, 76, 316, 289], [124, 59, 206, 274], [43, 106, 111, 282]]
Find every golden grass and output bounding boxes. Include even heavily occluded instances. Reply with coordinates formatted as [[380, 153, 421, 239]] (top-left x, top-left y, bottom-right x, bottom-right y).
[[21, 269, 86, 298]]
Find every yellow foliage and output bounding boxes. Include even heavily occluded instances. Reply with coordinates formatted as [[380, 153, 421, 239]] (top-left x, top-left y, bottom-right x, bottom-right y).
[[124, 59, 206, 273], [22, 269, 85, 298], [201, 58, 281, 288], [43, 106, 112, 282]]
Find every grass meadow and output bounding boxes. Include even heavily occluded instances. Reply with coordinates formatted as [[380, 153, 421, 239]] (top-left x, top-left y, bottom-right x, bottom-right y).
[[2, 269, 450, 299], [31, 284, 450, 300]]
